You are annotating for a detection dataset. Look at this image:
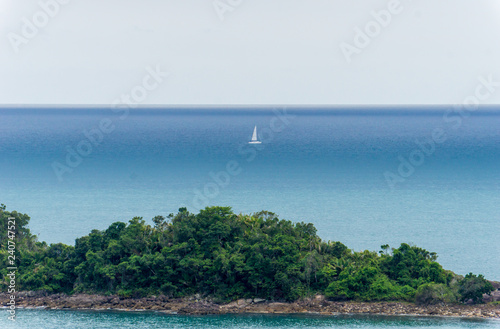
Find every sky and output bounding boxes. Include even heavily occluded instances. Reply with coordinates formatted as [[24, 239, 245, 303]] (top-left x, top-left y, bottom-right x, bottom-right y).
[[0, 0, 500, 105]]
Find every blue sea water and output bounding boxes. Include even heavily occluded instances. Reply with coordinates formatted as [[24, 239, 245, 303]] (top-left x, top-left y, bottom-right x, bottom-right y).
[[0, 107, 499, 285], [0, 310, 500, 329], [1, 309, 499, 329]]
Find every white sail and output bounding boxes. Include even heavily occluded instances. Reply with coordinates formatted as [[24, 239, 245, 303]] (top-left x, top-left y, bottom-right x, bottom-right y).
[[252, 126, 258, 141], [249, 125, 262, 144]]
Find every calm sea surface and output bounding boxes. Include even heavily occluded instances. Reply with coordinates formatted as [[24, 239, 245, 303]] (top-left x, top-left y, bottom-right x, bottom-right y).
[[1, 107, 499, 327], [0, 108, 499, 265], [1, 310, 499, 329]]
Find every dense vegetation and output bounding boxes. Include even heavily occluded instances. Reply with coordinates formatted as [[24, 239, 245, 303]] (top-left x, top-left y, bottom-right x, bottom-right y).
[[0, 204, 494, 304]]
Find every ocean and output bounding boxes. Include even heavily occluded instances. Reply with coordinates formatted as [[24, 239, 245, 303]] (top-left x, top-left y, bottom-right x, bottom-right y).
[[0, 108, 498, 280], [1, 107, 499, 327], [1, 309, 499, 329]]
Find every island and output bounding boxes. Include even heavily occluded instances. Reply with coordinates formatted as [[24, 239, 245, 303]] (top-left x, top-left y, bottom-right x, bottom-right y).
[[1, 204, 499, 318]]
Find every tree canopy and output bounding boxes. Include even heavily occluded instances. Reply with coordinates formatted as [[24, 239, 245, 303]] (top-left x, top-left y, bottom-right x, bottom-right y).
[[0, 205, 494, 304]]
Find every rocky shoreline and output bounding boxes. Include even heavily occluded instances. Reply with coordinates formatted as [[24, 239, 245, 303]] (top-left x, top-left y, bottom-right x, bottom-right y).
[[3, 292, 500, 319]]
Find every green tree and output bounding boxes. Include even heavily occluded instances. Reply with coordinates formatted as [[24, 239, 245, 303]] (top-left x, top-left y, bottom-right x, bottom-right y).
[[458, 273, 494, 304], [415, 283, 457, 305]]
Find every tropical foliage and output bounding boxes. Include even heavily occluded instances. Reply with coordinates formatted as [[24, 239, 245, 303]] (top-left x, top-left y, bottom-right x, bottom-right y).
[[0, 204, 494, 304]]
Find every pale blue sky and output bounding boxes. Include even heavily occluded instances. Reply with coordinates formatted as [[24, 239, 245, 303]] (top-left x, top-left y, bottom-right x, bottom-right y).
[[1, 0, 500, 105]]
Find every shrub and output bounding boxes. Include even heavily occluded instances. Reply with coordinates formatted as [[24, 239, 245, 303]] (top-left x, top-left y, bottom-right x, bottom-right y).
[[458, 273, 494, 304], [415, 283, 456, 305], [367, 274, 399, 301], [117, 289, 133, 298], [398, 285, 416, 301], [325, 280, 351, 300]]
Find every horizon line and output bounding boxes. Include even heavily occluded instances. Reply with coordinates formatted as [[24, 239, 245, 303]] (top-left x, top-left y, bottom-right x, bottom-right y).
[[1, 104, 500, 109]]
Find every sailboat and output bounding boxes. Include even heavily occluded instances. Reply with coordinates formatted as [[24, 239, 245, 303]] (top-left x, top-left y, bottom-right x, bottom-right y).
[[248, 125, 262, 144]]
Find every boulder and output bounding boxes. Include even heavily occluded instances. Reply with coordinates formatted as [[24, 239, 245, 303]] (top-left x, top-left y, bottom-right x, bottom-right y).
[[314, 295, 326, 301], [483, 289, 500, 303]]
